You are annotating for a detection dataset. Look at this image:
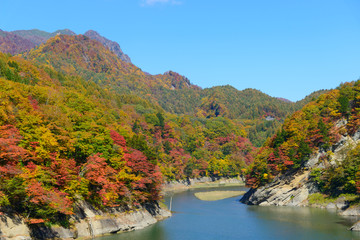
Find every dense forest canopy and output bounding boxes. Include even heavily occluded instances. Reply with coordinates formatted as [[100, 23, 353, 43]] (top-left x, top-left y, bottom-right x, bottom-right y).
[[0, 45, 255, 224], [0, 31, 343, 225], [19, 33, 324, 146]]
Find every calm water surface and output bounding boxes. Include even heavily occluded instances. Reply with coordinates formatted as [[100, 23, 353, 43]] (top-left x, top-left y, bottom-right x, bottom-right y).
[[96, 186, 360, 240]]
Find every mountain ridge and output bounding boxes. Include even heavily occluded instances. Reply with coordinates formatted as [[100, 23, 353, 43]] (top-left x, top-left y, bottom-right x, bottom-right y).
[[0, 30, 36, 55], [0, 28, 326, 104], [19, 32, 327, 146], [0, 28, 131, 63], [1, 29, 329, 146], [84, 30, 131, 63], [1, 27, 355, 234]]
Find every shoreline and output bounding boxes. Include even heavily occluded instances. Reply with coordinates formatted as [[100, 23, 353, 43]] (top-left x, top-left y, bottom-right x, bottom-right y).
[[0, 177, 244, 239], [161, 176, 245, 196], [194, 190, 246, 201], [241, 187, 360, 231], [0, 201, 171, 240]]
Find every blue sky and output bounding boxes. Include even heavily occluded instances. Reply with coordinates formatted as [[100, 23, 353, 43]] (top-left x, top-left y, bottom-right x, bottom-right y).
[[1, 0, 360, 101]]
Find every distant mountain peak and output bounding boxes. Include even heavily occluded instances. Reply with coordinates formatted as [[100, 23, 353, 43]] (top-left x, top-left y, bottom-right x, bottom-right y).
[[276, 97, 292, 103], [0, 28, 131, 64], [84, 30, 131, 63], [162, 70, 193, 89], [11, 29, 51, 45], [84, 30, 99, 35], [0, 29, 36, 55], [51, 29, 76, 37], [24, 34, 135, 76]]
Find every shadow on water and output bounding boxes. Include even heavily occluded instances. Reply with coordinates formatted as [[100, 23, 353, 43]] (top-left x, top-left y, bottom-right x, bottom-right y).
[[95, 223, 168, 240], [247, 205, 356, 232], [244, 203, 360, 239]]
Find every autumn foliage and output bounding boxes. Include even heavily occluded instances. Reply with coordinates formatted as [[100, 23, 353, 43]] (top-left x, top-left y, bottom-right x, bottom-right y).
[[245, 81, 360, 197], [0, 49, 257, 225]]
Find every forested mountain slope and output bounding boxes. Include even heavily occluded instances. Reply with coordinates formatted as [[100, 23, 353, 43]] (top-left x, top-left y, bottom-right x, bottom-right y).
[[243, 81, 360, 206], [0, 30, 36, 55], [84, 30, 131, 63], [0, 46, 257, 224], [134, 83, 327, 146], [12, 29, 76, 45], [17, 32, 327, 146], [0, 28, 130, 63], [0, 27, 345, 229], [22, 34, 196, 98]]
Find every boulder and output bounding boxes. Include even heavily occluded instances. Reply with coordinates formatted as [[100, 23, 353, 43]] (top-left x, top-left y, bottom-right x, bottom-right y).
[[89, 218, 120, 236], [340, 206, 360, 216], [326, 203, 337, 209], [350, 221, 360, 231], [335, 202, 349, 210], [50, 226, 76, 239], [30, 225, 77, 239], [74, 220, 92, 238], [0, 215, 31, 240]]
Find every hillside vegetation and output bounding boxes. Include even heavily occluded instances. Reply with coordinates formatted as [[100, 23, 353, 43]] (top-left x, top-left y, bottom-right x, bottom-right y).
[[0, 31, 336, 224], [246, 81, 360, 198], [0, 29, 326, 146], [18, 33, 325, 146], [0, 48, 255, 224]]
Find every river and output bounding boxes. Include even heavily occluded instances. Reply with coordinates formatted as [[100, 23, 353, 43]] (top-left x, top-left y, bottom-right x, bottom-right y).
[[95, 186, 360, 240]]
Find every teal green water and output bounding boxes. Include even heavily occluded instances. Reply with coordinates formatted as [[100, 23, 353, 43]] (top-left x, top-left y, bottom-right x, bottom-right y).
[[95, 187, 360, 240]]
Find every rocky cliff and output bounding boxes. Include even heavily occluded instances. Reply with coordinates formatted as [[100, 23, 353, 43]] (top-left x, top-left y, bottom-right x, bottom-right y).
[[241, 121, 360, 207], [0, 201, 171, 240], [241, 120, 360, 229], [162, 176, 244, 195], [84, 30, 131, 63], [240, 170, 315, 207]]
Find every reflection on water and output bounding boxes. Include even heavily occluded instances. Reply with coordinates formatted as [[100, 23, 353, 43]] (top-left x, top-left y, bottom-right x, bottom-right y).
[[95, 186, 360, 240], [96, 223, 168, 240], [247, 205, 360, 238]]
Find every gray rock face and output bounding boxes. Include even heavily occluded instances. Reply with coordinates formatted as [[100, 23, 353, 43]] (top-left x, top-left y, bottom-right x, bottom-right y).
[[50, 226, 76, 238], [326, 203, 337, 209], [340, 206, 360, 216], [335, 202, 349, 210], [240, 122, 360, 232], [350, 221, 360, 231], [305, 152, 324, 168], [89, 218, 120, 236], [0, 201, 171, 239], [241, 122, 360, 208], [241, 171, 313, 207], [354, 129, 360, 141], [0, 215, 31, 240], [84, 30, 131, 63], [72, 201, 171, 238], [29, 224, 77, 239]]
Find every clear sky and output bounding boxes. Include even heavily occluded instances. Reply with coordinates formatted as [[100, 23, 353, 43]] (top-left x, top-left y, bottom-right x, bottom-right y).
[[1, 0, 360, 101]]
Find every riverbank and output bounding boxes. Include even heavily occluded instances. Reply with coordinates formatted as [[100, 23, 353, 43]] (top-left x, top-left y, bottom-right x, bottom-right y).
[[162, 176, 245, 196], [93, 185, 360, 240], [0, 201, 171, 240], [0, 177, 243, 239], [240, 171, 360, 231]]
